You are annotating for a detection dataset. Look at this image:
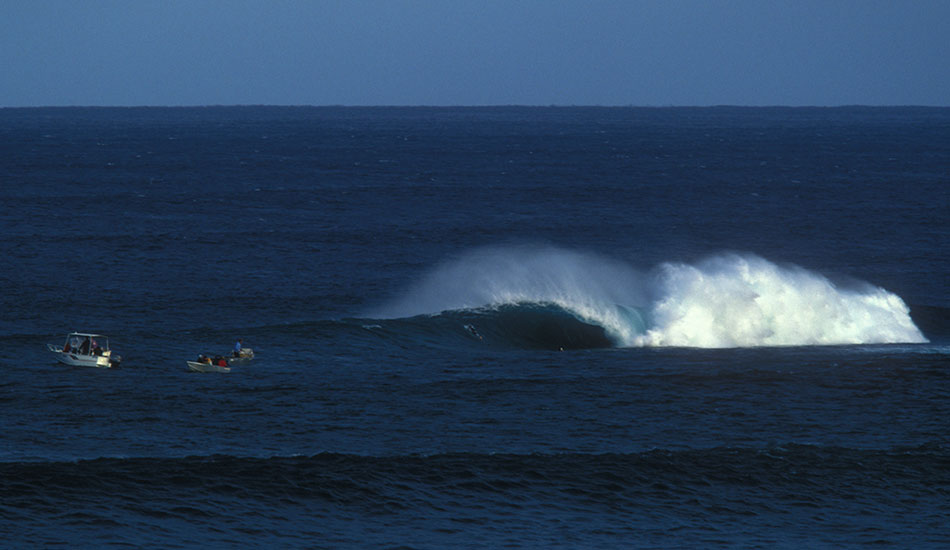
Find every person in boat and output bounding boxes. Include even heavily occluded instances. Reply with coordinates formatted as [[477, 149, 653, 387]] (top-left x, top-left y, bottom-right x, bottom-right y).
[[92, 342, 103, 356], [233, 339, 243, 357], [79, 337, 90, 355], [63, 341, 71, 353], [215, 356, 228, 367]]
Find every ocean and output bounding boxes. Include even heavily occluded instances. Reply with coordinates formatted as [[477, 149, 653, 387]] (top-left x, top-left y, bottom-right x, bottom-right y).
[[1, 106, 948, 548]]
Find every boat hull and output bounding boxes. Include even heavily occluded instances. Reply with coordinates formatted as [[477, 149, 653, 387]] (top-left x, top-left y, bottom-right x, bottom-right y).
[[48, 344, 116, 368], [187, 361, 231, 373], [228, 348, 254, 365]]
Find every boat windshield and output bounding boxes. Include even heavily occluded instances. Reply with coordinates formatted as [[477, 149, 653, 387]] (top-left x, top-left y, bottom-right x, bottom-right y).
[[64, 334, 109, 354]]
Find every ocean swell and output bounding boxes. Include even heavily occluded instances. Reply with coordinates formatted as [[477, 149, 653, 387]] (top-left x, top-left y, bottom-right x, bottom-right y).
[[375, 246, 927, 349]]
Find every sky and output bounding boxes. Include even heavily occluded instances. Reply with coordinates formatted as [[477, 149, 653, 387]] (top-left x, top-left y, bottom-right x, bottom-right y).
[[2, 0, 948, 107]]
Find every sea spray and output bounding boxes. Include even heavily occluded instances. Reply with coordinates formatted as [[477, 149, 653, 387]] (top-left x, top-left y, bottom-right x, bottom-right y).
[[376, 246, 927, 348], [632, 254, 927, 347]]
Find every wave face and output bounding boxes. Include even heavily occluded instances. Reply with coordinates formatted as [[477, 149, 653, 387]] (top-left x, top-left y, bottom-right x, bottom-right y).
[[375, 246, 927, 349]]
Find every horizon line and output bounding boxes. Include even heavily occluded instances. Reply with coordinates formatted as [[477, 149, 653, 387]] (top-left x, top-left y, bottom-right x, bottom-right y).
[[3, 103, 949, 110]]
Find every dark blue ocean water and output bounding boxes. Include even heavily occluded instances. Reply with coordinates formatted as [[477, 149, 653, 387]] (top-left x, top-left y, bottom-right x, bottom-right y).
[[1, 106, 949, 548]]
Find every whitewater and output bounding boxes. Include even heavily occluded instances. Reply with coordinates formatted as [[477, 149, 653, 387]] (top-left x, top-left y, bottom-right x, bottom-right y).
[[377, 246, 927, 349]]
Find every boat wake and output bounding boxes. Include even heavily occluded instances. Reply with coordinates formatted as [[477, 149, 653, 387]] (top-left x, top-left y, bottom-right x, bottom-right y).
[[370, 246, 928, 349]]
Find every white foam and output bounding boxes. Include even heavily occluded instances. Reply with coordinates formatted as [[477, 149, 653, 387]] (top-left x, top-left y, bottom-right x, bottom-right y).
[[631, 254, 926, 347]]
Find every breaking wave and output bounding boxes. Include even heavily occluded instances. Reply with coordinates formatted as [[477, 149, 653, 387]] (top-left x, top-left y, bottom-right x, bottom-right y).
[[374, 246, 927, 349]]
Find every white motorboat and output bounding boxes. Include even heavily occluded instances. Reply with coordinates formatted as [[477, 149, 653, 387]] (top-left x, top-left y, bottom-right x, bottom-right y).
[[188, 354, 232, 373], [47, 332, 121, 368], [227, 347, 254, 365]]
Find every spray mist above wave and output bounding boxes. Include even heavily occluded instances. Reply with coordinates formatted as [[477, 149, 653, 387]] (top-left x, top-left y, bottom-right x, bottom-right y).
[[374, 246, 927, 348]]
